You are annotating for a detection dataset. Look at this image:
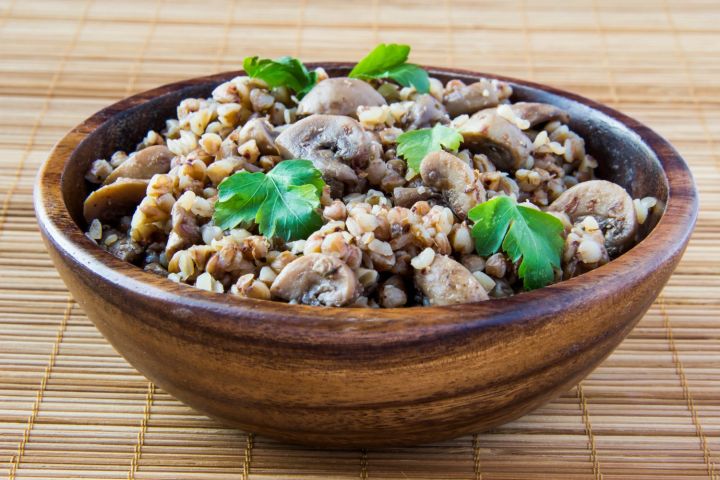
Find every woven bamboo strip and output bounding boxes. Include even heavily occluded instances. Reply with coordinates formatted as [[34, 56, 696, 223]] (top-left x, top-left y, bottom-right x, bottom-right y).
[[7, 298, 73, 479], [359, 449, 368, 480], [294, 0, 306, 59], [0, 1, 89, 236], [3, 0, 93, 477], [577, 385, 603, 480], [661, 0, 720, 168], [472, 434, 483, 480], [127, 382, 154, 480], [661, 295, 719, 479]]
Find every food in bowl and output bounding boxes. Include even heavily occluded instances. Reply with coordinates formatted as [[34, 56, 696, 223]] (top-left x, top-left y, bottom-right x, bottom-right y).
[[81, 44, 658, 307], [38, 55, 696, 448]]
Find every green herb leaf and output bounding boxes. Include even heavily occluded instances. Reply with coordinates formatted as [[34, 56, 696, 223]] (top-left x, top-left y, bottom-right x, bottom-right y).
[[243, 56, 318, 98], [350, 44, 411, 77], [213, 160, 325, 241], [349, 43, 430, 93], [396, 124, 464, 172], [468, 196, 564, 290], [383, 63, 430, 93]]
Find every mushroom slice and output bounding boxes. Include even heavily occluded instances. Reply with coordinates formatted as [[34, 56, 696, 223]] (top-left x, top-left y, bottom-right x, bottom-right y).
[[83, 178, 149, 223], [270, 253, 359, 306], [402, 94, 449, 130], [275, 114, 379, 197], [415, 254, 488, 306], [507, 102, 569, 128], [103, 145, 174, 185], [297, 77, 386, 118], [419, 150, 486, 220], [457, 111, 533, 171], [548, 180, 638, 254], [443, 78, 512, 117], [106, 233, 144, 263], [236, 117, 279, 155], [392, 186, 441, 208]]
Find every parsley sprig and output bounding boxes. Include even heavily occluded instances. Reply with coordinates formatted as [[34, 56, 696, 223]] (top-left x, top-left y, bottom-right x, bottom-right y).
[[242, 44, 430, 99], [396, 124, 464, 173], [468, 196, 564, 290], [213, 160, 325, 242], [349, 43, 430, 93], [243, 56, 318, 98]]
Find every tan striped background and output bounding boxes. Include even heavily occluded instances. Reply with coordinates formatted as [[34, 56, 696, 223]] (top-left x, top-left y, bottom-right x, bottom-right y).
[[0, 0, 718, 478]]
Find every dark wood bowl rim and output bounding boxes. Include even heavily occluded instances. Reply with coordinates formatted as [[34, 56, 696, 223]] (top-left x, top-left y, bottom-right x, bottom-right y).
[[35, 63, 698, 347]]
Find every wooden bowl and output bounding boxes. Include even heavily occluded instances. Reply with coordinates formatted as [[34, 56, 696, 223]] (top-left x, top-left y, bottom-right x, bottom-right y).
[[34, 64, 697, 448]]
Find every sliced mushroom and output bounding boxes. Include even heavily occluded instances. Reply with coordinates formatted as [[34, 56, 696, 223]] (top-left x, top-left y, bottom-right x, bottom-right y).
[[270, 253, 358, 306], [457, 111, 533, 171], [415, 254, 489, 306], [392, 186, 441, 208], [236, 117, 279, 155], [106, 233, 144, 263], [548, 180, 637, 254], [402, 94, 449, 130], [297, 77, 386, 118], [275, 114, 379, 197], [443, 78, 512, 117], [419, 150, 486, 220], [83, 178, 149, 223], [103, 145, 173, 185], [507, 102, 569, 128]]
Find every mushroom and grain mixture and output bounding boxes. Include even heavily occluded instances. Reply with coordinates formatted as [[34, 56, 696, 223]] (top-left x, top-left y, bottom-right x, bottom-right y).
[[83, 44, 658, 307]]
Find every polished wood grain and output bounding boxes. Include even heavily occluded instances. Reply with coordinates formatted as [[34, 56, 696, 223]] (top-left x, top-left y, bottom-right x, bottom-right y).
[[34, 65, 698, 448]]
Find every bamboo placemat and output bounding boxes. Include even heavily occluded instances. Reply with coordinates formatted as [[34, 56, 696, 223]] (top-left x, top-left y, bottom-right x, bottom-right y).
[[0, 0, 718, 478]]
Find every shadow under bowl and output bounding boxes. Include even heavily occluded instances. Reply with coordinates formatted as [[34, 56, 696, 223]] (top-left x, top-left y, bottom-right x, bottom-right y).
[[34, 64, 697, 448]]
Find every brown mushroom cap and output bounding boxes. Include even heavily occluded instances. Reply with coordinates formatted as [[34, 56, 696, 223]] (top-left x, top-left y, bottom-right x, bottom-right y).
[[548, 179, 638, 253], [275, 114, 379, 197], [270, 253, 359, 306], [392, 186, 440, 208], [443, 78, 512, 117], [507, 102, 570, 128], [402, 94, 449, 130], [457, 111, 533, 171], [415, 254, 489, 306], [297, 77, 387, 118], [419, 150, 486, 220], [103, 145, 173, 185], [83, 178, 149, 223]]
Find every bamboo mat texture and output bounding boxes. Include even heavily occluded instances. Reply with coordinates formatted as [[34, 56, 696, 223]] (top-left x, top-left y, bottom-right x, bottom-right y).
[[0, 0, 718, 478]]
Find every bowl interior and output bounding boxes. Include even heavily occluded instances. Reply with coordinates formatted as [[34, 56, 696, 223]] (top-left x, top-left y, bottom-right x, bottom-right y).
[[63, 66, 668, 241]]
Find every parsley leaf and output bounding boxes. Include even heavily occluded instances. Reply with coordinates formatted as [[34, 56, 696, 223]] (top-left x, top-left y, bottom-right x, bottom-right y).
[[213, 160, 325, 241], [349, 43, 430, 93], [468, 196, 564, 290], [243, 56, 318, 98], [396, 124, 464, 172]]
